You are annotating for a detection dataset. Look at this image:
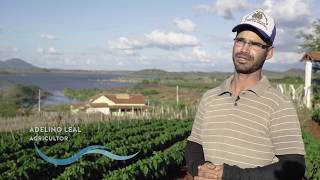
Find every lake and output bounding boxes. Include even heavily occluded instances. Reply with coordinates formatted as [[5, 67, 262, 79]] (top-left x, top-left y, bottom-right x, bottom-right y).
[[0, 72, 133, 104]]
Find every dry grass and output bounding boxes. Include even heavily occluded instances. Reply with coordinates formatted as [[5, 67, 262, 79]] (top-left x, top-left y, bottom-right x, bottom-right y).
[[0, 105, 197, 132]]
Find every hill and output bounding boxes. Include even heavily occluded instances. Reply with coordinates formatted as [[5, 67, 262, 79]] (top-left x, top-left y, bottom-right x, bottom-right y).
[[262, 68, 305, 78], [124, 69, 231, 80], [0, 58, 48, 73], [121, 68, 304, 81]]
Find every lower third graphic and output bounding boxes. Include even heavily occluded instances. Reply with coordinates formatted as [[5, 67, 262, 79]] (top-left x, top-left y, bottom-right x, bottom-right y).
[[34, 143, 139, 165]]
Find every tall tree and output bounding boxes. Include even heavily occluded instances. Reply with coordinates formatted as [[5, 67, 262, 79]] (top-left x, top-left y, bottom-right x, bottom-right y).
[[299, 19, 320, 52]]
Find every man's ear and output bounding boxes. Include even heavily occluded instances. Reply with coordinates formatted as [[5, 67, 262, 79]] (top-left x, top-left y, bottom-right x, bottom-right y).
[[266, 47, 274, 60]]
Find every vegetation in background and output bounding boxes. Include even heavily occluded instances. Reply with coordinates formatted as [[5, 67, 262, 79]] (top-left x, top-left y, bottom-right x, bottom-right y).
[[299, 19, 320, 52], [313, 92, 320, 108], [0, 119, 192, 179], [42, 104, 71, 112], [303, 130, 320, 179], [63, 88, 100, 101], [312, 108, 320, 124], [270, 76, 304, 85], [297, 106, 313, 126], [0, 83, 45, 117], [141, 89, 159, 96]]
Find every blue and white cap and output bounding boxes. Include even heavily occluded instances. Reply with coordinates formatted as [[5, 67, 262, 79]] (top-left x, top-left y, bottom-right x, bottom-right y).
[[232, 9, 276, 45]]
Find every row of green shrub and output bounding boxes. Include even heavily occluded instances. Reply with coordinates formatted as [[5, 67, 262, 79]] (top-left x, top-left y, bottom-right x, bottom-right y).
[[303, 130, 320, 179]]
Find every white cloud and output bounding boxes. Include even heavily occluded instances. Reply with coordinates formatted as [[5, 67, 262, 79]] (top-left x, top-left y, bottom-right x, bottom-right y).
[[146, 30, 199, 50], [106, 44, 139, 57], [48, 47, 57, 54], [37, 48, 44, 53], [85, 59, 96, 65], [263, 0, 312, 28], [192, 46, 211, 62], [269, 51, 304, 64], [0, 47, 21, 61], [0, 47, 20, 53], [260, 0, 314, 56], [264, 51, 304, 71], [108, 37, 147, 50], [196, 0, 251, 19], [122, 50, 138, 56], [116, 61, 124, 66], [174, 18, 197, 32], [37, 47, 63, 55], [64, 57, 77, 65], [274, 27, 305, 52], [108, 30, 200, 54], [40, 32, 58, 40], [62, 56, 99, 67], [173, 46, 217, 63], [196, 0, 314, 67]]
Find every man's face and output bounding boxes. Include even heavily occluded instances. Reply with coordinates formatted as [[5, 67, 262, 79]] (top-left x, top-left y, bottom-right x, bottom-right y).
[[232, 30, 273, 74]]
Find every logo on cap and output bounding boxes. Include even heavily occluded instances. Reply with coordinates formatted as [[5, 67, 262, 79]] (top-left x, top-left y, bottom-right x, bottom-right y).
[[245, 11, 268, 30]]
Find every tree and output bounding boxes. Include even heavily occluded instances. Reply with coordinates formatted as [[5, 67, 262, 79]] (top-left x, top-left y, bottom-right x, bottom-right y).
[[0, 83, 40, 117], [299, 19, 320, 52]]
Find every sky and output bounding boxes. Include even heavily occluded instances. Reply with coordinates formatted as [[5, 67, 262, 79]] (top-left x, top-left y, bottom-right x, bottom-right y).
[[0, 0, 319, 72]]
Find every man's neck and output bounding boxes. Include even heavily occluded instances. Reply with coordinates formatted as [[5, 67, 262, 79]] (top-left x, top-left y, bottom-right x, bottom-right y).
[[231, 70, 262, 96]]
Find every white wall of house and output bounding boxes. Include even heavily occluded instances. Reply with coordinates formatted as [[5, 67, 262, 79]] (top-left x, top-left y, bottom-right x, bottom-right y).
[[86, 107, 110, 115]]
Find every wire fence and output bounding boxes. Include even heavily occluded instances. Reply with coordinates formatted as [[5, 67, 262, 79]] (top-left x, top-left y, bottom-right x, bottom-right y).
[[0, 105, 198, 132]]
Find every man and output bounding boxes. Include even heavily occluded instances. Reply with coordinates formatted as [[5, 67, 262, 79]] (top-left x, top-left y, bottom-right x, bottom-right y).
[[185, 9, 306, 180]]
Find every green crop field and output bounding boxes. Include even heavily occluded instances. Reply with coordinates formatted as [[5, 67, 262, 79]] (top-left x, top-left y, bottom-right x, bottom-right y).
[[0, 118, 319, 179], [0, 119, 192, 180]]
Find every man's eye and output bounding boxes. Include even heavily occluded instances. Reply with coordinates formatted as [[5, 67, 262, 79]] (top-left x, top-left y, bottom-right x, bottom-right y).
[[237, 39, 245, 43], [251, 42, 263, 47]]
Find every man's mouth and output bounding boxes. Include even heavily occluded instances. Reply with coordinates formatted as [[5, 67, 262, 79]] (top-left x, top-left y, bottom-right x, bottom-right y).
[[236, 55, 250, 64]]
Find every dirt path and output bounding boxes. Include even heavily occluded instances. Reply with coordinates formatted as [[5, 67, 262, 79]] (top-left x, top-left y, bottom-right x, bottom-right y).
[[303, 119, 320, 140]]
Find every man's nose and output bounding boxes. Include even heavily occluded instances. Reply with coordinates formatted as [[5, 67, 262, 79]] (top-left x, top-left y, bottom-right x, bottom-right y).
[[240, 42, 250, 52]]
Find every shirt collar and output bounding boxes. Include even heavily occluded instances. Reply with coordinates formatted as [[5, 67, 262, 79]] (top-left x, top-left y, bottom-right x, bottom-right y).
[[218, 74, 271, 97]]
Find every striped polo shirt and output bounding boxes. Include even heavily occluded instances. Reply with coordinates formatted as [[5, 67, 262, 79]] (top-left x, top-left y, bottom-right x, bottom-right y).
[[188, 75, 305, 168]]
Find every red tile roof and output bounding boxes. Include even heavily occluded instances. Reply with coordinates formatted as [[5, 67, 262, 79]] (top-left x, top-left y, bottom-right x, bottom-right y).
[[71, 94, 147, 110], [90, 93, 145, 105], [301, 51, 320, 61]]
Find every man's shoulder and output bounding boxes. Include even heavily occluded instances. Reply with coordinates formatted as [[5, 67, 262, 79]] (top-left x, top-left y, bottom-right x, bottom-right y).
[[262, 85, 292, 104], [201, 86, 222, 101]]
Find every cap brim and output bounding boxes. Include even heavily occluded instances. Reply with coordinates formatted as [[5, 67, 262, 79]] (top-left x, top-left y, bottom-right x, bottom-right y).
[[232, 24, 272, 44]]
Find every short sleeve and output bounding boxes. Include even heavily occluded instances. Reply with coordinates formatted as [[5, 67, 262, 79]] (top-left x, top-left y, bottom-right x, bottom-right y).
[[270, 98, 305, 155], [187, 94, 206, 145]]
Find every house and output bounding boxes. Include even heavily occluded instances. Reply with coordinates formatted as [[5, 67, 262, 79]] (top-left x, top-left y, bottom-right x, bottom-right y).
[[70, 93, 147, 115]]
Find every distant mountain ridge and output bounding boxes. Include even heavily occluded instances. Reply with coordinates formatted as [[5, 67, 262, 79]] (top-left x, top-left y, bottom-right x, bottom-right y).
[[0, 58, 42, 71], [0, 59, 305, 77], [125, 68, 305, 80]]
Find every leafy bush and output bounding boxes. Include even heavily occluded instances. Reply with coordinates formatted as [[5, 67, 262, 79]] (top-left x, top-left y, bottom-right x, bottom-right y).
[[43, 104, 70, 112], [63, 88, 100, 101], [303, 130, 320, 179], [313, 84, 320, 94], [0, 83, 40, 117], [313, 93, 320, 108], [142, 89, 159, 96], [0, 100, 18, 117], [141, 79, 160, 84], [312, 108, 320, 124]]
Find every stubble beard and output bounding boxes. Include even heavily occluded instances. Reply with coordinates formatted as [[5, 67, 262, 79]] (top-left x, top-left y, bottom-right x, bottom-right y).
[[233, 51, 266, 74]]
